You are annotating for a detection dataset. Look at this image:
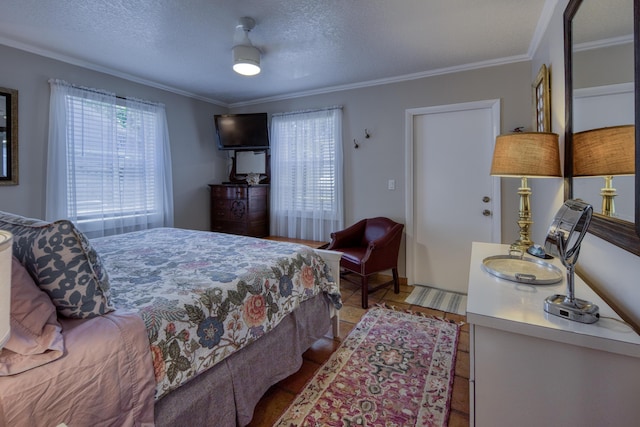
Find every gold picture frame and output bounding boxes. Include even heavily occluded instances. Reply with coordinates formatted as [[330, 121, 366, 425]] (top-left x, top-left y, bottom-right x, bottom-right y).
[[533, 64, 551, 132]]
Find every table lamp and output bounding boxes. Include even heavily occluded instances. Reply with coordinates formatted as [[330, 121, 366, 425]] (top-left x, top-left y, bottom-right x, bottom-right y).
[[0, 230, 12, 350], [572, 125, 635, 217], [490, 132, 561, 251]]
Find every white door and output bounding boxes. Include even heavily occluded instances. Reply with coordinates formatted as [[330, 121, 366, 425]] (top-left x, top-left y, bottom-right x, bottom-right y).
[[405, 100, 501, 294]]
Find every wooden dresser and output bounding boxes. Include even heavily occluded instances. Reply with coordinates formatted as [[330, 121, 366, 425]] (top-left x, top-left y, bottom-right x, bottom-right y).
[[209, 183, 269, 237]]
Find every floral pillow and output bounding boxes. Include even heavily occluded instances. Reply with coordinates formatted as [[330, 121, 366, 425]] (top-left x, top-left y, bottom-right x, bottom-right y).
[[0, 211, 114, 318]]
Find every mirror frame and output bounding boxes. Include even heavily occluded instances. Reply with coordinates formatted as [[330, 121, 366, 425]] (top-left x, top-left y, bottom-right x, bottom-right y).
[[564, 0, 640, 257], [0, 87, 18, 185]]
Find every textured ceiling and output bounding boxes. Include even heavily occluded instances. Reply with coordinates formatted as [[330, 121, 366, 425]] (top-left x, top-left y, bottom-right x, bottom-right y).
[[0, 0, 624, 107]]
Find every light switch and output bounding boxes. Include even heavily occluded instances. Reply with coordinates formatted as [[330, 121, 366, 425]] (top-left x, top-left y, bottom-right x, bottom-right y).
[[388, 179, 395, 190]]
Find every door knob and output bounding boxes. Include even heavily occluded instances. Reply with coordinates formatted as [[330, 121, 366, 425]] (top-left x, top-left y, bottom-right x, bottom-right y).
[[482, 196, 491, 203], [482, 209, 492, 217]]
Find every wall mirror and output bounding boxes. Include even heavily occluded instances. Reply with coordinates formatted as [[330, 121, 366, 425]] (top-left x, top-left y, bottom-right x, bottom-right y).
[[0, 87, 18, 185], [236, 150, 266, 174], [229, 150, 270, 184], [564, 0, 640, 256]]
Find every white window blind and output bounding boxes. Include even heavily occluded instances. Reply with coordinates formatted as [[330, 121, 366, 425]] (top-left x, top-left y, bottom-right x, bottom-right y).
[[270, 107, 343, 241], [46, 80, 174, 238]]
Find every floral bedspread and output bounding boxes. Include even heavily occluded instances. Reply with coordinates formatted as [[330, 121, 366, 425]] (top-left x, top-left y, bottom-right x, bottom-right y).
[[91, 228, 341, 399]]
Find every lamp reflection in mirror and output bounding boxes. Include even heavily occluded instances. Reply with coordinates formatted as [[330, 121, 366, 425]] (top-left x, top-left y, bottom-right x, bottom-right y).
[[490, 132, 562, 251], [0, 230, 12, 350], [573, 125, 635, 217]]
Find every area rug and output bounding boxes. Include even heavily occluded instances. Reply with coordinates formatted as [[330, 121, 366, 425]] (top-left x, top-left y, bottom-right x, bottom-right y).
[[405, 285, 467, 315], [274, 306, 461, 427]]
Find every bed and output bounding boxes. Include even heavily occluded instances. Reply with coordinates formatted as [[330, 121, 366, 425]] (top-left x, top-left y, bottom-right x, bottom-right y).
[[0, 211, 342, 427]]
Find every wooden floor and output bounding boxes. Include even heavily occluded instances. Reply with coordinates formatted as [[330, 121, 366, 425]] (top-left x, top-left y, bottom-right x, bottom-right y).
[[247, 276, 470, 426]]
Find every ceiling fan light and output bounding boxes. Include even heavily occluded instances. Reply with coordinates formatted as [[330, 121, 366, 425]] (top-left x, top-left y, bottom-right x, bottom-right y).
[[233, 44, 261, 76]]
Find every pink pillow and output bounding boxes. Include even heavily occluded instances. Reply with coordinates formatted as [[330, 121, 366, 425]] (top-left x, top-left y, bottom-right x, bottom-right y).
[[0, 257, 64, 375]]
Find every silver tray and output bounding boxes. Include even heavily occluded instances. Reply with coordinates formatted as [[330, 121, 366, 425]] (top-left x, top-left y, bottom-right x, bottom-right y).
[[482, 254, 563, 285]]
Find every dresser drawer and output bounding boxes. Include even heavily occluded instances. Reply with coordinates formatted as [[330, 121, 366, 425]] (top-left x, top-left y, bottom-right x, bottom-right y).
[[247, 186, 268, 197], [212, 200, 247, 222], [209, 183, 269, 237], [211, 221, 248, 235], [211, 185, 247, 199]]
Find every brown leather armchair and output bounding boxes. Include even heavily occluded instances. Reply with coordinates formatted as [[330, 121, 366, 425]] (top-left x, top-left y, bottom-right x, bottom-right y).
[[326, 217, 404, 309]]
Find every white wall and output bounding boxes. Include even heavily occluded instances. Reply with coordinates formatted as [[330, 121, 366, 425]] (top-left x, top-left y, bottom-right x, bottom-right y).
[[529, 0, 568, 246], [0, 44, 228, 231], [0, 40, 533, 280], [532, 0, 640, 328], [233, 62, 533, 274]]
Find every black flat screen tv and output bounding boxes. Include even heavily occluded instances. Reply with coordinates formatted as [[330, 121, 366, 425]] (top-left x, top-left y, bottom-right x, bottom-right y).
[[214, 113, 269, 150]]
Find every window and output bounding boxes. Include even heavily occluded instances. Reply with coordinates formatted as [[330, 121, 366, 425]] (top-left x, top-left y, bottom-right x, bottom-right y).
[[270, 107, 343, 241], [46, 80, 173, 238]]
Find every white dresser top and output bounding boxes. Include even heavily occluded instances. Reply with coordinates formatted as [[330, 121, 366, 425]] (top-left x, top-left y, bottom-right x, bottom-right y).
[[467, 242, 640, 357]]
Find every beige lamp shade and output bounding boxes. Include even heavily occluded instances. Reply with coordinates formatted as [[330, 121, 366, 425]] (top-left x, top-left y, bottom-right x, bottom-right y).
[[491, 132, 561, 177], [573, 125, 635, 177], [0, 230, 12, 350]]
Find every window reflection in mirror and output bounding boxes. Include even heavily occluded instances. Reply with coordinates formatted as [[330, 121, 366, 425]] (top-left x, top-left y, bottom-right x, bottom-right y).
[[0, 87, 18, 185]]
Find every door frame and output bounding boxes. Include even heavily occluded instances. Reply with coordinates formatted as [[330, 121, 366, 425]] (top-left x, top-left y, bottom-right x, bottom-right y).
[[404, 99, 501, 287]]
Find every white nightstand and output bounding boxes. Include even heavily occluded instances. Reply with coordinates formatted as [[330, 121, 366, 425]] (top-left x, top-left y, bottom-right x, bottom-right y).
[[467, 242, 640, 427]]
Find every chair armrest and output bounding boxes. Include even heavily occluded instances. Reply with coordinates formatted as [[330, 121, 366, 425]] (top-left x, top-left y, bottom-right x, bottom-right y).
[[327, 219, 367, 249], [362, 223, 404, 267], [367, 223, 404, 251]]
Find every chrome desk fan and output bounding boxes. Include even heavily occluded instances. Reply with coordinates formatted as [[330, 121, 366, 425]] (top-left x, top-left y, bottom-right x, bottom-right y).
[[543, 199, 599, 324]]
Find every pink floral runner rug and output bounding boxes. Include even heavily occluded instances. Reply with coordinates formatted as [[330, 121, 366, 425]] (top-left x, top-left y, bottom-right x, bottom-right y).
[[275, 306, 461, 427]]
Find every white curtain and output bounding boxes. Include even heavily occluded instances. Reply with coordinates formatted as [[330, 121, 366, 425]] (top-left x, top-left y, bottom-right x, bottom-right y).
[[270, 107, 343, 241], [46, 79, 174, 238]]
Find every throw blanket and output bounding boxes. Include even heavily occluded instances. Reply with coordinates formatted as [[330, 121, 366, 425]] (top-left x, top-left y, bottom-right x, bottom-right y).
[[0, 311, 155, 426], [92, 228, 341, 399]]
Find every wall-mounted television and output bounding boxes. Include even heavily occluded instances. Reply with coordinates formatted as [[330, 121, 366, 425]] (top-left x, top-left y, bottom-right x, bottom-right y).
[[214, 113, 269, 150]]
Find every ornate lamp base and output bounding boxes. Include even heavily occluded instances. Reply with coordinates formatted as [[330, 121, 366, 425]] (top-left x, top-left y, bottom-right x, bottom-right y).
[[600, 175, 617, 217], [511, 176, 533, 251]]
